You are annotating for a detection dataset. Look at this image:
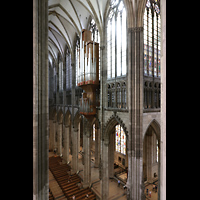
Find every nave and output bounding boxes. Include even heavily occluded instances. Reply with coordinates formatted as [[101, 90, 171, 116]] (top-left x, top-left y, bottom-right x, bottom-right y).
[[49, 154, 96, 200], [49, 151, 158, 200]]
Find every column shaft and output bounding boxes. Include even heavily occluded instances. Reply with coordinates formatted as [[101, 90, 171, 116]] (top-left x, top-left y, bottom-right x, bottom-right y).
[[63, 126, 70, 163], [72, 128, 79, 173], [101, 141, 109, 200], [57, 123, 62, 155], [83, 134, 91, 188], [94, 127, 99, 168], [33, 0, 48, 199], [127, 27, 144, 200]]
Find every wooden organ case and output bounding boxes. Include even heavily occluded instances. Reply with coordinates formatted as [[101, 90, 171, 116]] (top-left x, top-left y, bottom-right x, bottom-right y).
[[77, 29, 99, 120]]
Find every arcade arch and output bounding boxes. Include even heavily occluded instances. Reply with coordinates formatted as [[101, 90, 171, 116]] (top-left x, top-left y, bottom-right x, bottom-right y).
[[101, 115, 129, 199], [143, 119, 160, 200]]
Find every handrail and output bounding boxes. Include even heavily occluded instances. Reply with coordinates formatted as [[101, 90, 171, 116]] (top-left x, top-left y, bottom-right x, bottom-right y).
[[90, 179, 100, 188]]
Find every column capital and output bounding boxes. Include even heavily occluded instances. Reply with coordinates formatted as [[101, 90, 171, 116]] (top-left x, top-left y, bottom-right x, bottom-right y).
[[85, 132, 91, 138], [73, 128, 79, 132], [128, 27, 143, 33], [104, 139, 109, 146], [100, 45, 105, 50]]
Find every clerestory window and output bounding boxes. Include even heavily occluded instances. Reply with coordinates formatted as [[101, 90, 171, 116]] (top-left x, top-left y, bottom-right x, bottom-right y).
[[143, 0, 161, 77], [107, 0, 127, 79]]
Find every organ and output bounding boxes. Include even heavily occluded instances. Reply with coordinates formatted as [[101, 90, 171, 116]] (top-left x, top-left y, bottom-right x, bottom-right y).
[[77, 29, 99, 119], [77, 29, 99, 86]]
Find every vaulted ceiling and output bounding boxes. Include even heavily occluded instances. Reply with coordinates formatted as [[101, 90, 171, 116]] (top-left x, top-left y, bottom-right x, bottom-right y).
[[48, 0, 109, 64]]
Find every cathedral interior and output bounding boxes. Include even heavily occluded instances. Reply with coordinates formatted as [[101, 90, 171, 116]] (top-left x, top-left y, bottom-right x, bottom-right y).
[[33, 0, 166, 199]]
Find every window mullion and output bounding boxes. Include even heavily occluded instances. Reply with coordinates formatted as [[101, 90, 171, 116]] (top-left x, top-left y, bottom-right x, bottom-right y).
[[120, 12, 122, 76], [147, 9, 149, 76], [152, 10, 154, 78]]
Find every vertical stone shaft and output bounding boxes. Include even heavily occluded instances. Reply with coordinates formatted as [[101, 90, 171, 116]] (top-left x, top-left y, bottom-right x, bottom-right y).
[[83, 119, 91, 188], [127, 27, 144, 200], [33, 0, 49, 199]]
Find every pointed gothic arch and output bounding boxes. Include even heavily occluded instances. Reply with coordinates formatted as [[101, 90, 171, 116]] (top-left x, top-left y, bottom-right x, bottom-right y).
[[57, 109, 64, 124], [73, 111, 81, 130], [64, 109, 71, 126], [144, 119, 160, 141], [49, 107, 57, 121], [104, 114, 128, 142]]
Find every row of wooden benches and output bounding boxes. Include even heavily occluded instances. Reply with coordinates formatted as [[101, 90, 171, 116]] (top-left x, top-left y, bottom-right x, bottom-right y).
[[49, 156, 96, 200]]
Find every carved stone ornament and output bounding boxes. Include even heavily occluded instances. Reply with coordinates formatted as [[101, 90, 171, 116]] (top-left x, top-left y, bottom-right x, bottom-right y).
[[128, 27, 143, 33], [104, 139, 109, 146]]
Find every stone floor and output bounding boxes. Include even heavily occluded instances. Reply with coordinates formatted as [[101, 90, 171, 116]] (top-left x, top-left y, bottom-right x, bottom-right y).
[[49, 150, 158, 200]]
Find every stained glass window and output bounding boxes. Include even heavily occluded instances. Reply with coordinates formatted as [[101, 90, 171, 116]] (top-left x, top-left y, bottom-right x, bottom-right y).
[[66, 48, 72, 89], [107, 0, 126, 79], [115, 124, 126, 155], [59, 62, 63, 91], [107, 20, 111, 78], [143, 0, 161, 77], [93, 124, 95, 141], [75, 42, 80, 88]]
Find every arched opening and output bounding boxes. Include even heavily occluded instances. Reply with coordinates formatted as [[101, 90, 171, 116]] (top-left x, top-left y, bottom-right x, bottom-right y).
[[49, 107, 57, 152], [113, 124, 128, 182], [98, 116, 128, 199], [143, 120, 160, 199]]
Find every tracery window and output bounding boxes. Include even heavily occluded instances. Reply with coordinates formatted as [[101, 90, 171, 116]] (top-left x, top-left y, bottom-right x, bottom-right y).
[[121, 82, 126, 108], [66, 48, 72, 89], [107, 0, 127, 79], [115, 124, 126, 155], [59, 61, 63, 91], [143, 0, 161, 77], [75, 39, 80, 86], [116, 83, 121, 108]]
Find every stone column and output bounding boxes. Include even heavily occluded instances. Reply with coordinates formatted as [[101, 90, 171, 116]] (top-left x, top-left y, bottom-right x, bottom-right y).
[[101, 139, 109, 200], [146, 133, 153, 183], [72, 128, 79, 173], [78, 122, 80, 155], [94, 126, 99, 168], [33, 0, 48, 199], [127, 27, 144, 200], [63, 125, 70, 163], [49, 120, 53, 151], [82, 118, 91, 188], [160, 0, 166, 199], [57, 123, 62, 156], [63, 55, 66, 106], [108, 132, 114, 178], [53, 120, 57, 151], [97, 128, 101, 167]]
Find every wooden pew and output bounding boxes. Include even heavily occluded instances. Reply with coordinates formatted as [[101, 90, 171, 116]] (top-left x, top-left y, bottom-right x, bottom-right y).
[[49, 156, 96, 200]]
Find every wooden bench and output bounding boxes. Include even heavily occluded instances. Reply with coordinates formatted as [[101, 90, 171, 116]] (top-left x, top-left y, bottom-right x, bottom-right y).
[[69, 188, 91, 199], [62, 184, 77, 192], [68, 189, 94, 200], [49, 156, 96, 200]]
